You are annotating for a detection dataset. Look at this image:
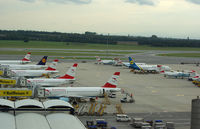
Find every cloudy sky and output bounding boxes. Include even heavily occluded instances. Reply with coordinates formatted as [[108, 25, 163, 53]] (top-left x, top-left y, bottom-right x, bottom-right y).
[[0, 0, 200, 39]]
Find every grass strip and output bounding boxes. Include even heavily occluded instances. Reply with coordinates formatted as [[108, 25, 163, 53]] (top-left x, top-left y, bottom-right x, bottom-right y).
[[0, 50, 121, 57], [0, 40, 200, 51]]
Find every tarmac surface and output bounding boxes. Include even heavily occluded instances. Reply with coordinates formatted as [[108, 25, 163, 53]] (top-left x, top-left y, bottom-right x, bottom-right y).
[[53, 62, 199, 129], [79, 112, 190, 129], [0, 49, 199, 129]]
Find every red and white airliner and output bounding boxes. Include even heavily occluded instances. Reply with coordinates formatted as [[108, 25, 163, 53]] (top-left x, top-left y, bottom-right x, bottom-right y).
[[42, 72, 121, 98], [0, 56, 48, 70], [27, 63, 78, 86], [8, 59, 59, 77], [0, 52, 31, 64]]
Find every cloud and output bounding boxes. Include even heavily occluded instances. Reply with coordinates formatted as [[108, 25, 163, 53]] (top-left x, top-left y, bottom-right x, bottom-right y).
[[125, 0, 155, 6], [20, 0, 92, 4], [20, 0, 36, 2], [186, 0, 200, 5]]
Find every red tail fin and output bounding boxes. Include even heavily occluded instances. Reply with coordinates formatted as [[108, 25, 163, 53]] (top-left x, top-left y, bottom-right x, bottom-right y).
[[45, 67, 56, 71], [22, 52, 31, 61], [160, 70, 165, 73], [102, 72, 120, 88], [45, 59, 59, 71], [73, 63, 78, 67], [157, 65, 162, 67], [58, 63, 78, 79], [54, 59, 59, 62]]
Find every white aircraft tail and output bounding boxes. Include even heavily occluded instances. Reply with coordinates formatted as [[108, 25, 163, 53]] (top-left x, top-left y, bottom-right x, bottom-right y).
[[58, 63, 78, 79], [113, 58, 122, 65], [45, 59, 59, 71], [96, 56, 102, 64], [189, 70, 196, 77], [22, 52, 31, 61], [102, 72, 120, 88]]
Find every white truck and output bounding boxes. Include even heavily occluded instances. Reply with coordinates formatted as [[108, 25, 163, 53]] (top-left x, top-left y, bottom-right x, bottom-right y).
[[141, 122, 152, 129], [131, 118, 144, 128], [116, 114, 131, 122]]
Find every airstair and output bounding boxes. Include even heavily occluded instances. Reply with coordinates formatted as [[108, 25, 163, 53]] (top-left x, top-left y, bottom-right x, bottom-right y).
[[116, 104, 124, 114]]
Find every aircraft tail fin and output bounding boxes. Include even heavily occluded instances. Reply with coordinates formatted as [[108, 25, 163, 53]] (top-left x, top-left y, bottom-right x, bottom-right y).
[[114, 58, 122, 65], [128, 56, 140, 70], [58, 63, 78, 79], [45, 59, 59, 71], [189, 70, 196, 77], [37, 56, 48, 65], [95, 56, 102, 64], [22, 52, 31, 61], [102, 72, 120, 88], [160, 70, 165, 73]]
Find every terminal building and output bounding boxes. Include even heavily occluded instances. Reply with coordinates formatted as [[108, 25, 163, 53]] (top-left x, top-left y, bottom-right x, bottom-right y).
[[0, 99, 86, 129]]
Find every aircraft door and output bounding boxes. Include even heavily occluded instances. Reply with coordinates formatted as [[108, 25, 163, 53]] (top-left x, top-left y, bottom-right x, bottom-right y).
[[103, 88, 105, 95], [6, 69, 11, 77], [19, 77, 27, 86]]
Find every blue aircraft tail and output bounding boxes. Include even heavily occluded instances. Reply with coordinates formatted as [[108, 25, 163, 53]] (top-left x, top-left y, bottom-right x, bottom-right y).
[[128, 57, 140, 70], [37, 56, 48, 65]]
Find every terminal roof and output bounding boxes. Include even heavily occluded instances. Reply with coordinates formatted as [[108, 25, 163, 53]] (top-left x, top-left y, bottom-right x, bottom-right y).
[[0, 99, 14, 108], [43, 99, 73, 109]]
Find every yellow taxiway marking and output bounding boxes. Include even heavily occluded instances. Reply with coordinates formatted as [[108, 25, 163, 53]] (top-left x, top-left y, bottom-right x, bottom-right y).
[[152, 90, 157, 93]]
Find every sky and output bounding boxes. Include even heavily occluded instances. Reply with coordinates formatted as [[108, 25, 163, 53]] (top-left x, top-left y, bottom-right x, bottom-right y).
[[0, 0, 200, 39]]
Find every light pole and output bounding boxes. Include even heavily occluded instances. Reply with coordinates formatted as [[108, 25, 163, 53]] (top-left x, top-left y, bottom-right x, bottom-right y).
[[106, 33, 109, 57]]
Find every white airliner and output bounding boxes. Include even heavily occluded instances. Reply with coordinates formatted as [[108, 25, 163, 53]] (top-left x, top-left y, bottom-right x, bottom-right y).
[[122, 62, 146, 67], [95, 56, 115, 65], [0, 56, 48, 70], [42, 72, 121, 98], [8, 60, 59, 77], [0, 52, 31, 64], [27, 63, 78, 86], [162, 70, 196, 78], [128, 57, 171, 72]]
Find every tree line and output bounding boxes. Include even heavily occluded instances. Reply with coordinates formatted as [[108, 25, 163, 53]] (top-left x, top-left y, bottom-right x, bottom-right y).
[[0, 30, 199, 47]]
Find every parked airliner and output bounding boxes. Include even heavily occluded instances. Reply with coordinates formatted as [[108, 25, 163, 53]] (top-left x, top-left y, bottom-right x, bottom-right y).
[[42, 72, 121, 98], [27, 63, 78, 86], [0, 52, 31, 64], [0, 56, 48, 70]]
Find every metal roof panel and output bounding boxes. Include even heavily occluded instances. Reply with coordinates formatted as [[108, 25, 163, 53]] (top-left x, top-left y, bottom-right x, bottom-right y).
[[43, 99, 73, 109], [15, 99, 44, 108], [0, 99, 14, 108], [16, 113, 50, 129], [46, 113, 86, 129], [0, 113, 15, 129]]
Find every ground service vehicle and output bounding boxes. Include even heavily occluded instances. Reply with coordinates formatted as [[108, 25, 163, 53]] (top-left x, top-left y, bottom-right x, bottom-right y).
[[131, 118, 144, 128], [86, 121, 97, 129], [120, 97, 134, 103], [166, 122, 175, 129], [96, 119, 107, 128], [108, 93, 116, 98], [154, 120, 166, 129], [141, 122, 152, 129], [116, 114, 131, 122]]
